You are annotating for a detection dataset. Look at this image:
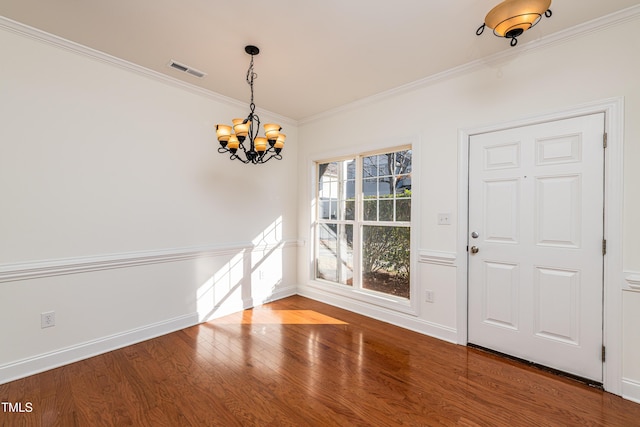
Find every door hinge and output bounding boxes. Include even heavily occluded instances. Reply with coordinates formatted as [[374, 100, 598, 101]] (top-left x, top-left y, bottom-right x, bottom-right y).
[[603, 132, 608, 149], [602, 345, 606, 362], [602, 239, 607, 256]]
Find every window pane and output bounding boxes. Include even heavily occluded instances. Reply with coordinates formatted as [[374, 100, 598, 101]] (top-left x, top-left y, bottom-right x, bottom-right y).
[[361, 225, 410, 299], [316, 223, 353, 286], [340, 224, 354, 286], [317, 223, 337, 282], [346, 159, 356, 179], [363, 154, 394, 178], [363, 178, 377, 197], [378, 178, 393, 197], [346, 179, 356, 201], [318, 162, 334, 220], [345, 200, 355, 221], [363, 199, 377, 221], [397, 179, 411, 196], [395, 150, 412, 174], [396, 199, 411, 222], [362, 150, 411, 224], [319, 160, 357, 221], [362, 156, 378, 178], [319, 199, 330, 220], [320, 164, 337, 194], [338, 178, 354, 220], [379, 199, 393, 221]]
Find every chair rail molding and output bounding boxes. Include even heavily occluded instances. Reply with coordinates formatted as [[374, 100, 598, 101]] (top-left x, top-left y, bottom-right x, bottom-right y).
[[418, 250, 457, 267], [0, 240, 300, 284], [624, 272, 640, 292]]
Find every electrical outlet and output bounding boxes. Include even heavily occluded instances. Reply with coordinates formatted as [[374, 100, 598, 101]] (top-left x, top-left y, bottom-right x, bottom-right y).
[[438, 213, 452, 225], [41, 311, 55, 328], [425, 290, 435, 303]]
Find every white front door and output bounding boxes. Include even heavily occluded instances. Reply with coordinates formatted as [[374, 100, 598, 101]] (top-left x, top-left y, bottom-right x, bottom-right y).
[[467, 113, 605, 382]]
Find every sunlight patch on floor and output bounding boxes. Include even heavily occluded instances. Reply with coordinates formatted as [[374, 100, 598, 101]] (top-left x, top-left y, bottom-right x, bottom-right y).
[[212, 309, 348, 325]]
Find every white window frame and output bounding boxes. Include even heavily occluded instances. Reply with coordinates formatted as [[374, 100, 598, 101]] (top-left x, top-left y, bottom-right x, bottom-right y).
[[310, 142, 418, 315]]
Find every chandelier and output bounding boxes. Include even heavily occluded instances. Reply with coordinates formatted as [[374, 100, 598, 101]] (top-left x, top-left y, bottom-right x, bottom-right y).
[[476, 0, 552, 46], [215, 45, 285, 164]]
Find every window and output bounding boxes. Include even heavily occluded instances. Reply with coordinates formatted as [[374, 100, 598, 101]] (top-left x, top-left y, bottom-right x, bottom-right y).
[[315, 147, 412, 299]]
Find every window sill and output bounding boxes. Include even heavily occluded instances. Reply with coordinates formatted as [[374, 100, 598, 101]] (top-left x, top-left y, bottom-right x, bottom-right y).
[[307, 279, 418, 316]]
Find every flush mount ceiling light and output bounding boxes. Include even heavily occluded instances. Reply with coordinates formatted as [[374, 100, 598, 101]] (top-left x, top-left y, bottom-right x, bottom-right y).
[[476, 0, 552, 46], [215, 45, 285, 164]]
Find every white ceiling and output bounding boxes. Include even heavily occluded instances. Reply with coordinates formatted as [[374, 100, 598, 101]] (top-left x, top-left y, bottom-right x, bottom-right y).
[[2, 1, 639, 121]]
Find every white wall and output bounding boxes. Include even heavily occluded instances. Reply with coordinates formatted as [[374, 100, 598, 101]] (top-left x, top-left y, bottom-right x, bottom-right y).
[[296, 13, 640, 400], [0, 22, 299, 383], [2, 8, 640, 403]]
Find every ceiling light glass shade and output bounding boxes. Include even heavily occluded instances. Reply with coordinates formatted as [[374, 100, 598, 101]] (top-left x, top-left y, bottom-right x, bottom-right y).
[[216, 45, 286, 164], [232, 118, 250, 139], [215, 124, 232, 143], [264, 123, 281, 141], [254, 137, 268, 152], [477, 0, 552, 46], [227, 135, 239, 151]]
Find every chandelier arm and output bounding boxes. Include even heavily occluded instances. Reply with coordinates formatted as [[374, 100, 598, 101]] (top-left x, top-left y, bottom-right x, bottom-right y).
[[251, 113, 261, 150], [230, 152, 251, 164], [259, 153, 283, 163]]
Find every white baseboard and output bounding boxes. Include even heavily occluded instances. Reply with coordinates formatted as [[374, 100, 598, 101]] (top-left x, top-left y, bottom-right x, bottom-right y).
[[298, 285, 458, 344], [623, 378, 640, 404], [0, 285, 298, 384], [252, 285, 298, 306], [197, 285, 298, 322], [0, 312, 199, 385]]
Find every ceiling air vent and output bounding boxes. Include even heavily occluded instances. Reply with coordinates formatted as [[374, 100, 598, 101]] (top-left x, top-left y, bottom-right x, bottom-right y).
[[168, 60, 206, 78]]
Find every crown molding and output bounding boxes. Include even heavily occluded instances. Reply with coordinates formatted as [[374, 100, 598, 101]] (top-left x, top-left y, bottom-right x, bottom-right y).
[[0, 16, 296, 127], [3, 4, 638, 128], [299, 4, 640, 125]]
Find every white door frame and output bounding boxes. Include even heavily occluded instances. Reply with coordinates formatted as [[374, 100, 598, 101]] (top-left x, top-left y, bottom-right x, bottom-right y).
[[456, 97, 624, 395]]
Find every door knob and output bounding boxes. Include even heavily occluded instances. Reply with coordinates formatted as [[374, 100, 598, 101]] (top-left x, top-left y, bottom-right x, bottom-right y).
[[470, 246, 479, 254]]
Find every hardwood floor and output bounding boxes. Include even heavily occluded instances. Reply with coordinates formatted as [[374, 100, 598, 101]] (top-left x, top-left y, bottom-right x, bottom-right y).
[[2, 295, 639, 426]]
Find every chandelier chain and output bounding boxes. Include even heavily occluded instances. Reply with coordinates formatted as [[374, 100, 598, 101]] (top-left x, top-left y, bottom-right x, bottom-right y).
[[246, 55, 258, 113]]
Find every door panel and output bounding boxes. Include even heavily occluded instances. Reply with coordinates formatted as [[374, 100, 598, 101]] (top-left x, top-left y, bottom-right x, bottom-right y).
[[536, 175, 581, 247], [534, 266, 579, 344], [483, 261, 519, 330], [484, 179, 519, 243], [468, 113, 605, 382]]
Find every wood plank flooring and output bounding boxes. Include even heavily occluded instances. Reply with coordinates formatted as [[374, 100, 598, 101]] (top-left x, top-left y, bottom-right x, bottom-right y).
[[2, 295, 640, 426]]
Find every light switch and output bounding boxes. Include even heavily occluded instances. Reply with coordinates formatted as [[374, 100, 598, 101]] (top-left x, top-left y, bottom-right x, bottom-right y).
[[438, 213, 452, 225]]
